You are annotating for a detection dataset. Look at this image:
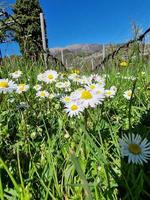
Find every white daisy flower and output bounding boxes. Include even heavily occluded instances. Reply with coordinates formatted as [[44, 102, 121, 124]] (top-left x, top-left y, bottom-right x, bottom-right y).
[[61, 95, 72, 104], [105, 87, 117, 98], [123, 90, 132, 100], [55, 82, 64, 88], [49, 93, 55, 99], [37, 73, 45, 82], [10, 70, 22, 79], [0, 79, 17, 93], [36, 90, 49, 98], [65, 102, 84, 117], [44, 70, 58, 83], [68, 73, 79, 81], [110, 86, 117, 92], [119, 134, 150, 164], [33, 84, 42, 91], [73, 89, 101, 108], [86, 84, 105, 100], [98, 79, 106, 87], [16, 84, 29, 94], [90, 74, 104, 83], [63, 81, 71, 88]]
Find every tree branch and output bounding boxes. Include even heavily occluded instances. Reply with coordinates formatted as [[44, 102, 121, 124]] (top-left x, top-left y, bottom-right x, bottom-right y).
[[95, 27, 150, 69]]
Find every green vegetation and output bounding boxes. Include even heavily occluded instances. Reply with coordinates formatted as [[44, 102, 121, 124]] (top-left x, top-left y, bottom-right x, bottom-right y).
[[0, 53, 150, 199]]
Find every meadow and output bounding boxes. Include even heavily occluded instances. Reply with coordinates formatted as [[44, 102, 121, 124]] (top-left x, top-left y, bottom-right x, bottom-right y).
[[0, 53, 150, 200]]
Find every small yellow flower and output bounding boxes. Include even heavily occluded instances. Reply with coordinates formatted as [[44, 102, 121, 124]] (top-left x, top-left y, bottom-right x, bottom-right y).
[[71, 69, 80, 74], [120, 61, 128, 67]]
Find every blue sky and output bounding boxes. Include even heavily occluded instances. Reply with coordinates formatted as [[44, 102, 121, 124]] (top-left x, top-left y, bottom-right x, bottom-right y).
[[1, 0, 150, 56]]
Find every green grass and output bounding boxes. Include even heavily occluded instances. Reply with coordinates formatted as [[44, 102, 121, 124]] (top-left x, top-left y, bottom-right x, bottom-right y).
[[0, 55, 150, 200]]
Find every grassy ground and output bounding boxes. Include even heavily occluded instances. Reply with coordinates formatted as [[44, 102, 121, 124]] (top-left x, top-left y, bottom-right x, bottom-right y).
[[0, 55, 150, 200]]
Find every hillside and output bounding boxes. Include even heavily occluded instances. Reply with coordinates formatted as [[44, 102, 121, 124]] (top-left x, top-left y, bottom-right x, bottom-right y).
[[49, 44, 109, 69]]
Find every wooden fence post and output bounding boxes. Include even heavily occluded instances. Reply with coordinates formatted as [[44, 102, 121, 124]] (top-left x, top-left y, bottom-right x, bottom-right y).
[[61, 49, 64, 65], [102, 44, 105, 60], [40, 13, 48, 69], [91, 58, 94, 71]]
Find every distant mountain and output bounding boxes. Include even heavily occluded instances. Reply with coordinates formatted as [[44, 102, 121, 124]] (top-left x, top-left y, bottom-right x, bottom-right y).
[[49, 44, 103, 55]]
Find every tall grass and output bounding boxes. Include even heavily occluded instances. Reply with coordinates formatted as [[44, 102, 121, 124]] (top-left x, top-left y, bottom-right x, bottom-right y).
[[0, 53, 150, 199]]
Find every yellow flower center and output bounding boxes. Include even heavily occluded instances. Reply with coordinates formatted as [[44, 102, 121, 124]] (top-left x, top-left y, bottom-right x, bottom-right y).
[[0, 81, 9, 88], [64, 97, 70, 102], [90, 85, 96, 89], [81, 90, 93, 100], [70, 105, 78, 111], [35, 85, 39, 89], [19, 84, 25, 91], [19, 84, 25, 87], [128, 144, 141, 155], [48, 74, 54, 80], [40, 91, 46, 97], [106, 91, 112, 95], [127, 91, 132, 96]]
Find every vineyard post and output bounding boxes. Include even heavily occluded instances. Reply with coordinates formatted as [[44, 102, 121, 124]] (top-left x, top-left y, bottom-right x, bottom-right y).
[[101, 44, 105, 69], [61, 49, 64, 64], [40, 13, 48, 69], [91, 58, 94, 71], [102, 44, 105, 60]]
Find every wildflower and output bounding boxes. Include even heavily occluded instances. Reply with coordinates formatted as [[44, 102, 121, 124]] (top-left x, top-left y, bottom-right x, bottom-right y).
[[73, 89, 102, 108], [56, 82, 64, 88], [105, 86, 117, 98], [0, 79, 17, 93], [68, 73, 79, 81], [33, 84, 42, 91], [10, 70, 22, 79], [49, 93, 55, 99], [86, 84, 105, 99], [105, 90, 115, 98], [36, 90, 49, 98], [37, 73, 45, 82], [90, 74, 105, 83], [120, 61, 128, 67], [16, 84, 29, 94], [119, 134, 150, 164], [61, 95, 72, 104], [65, 102, 84, 117], [123, 89, 132, 100], [44, 70, 58, 83], [110, 86, 117, 92], [71, 69, 80, 74]]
